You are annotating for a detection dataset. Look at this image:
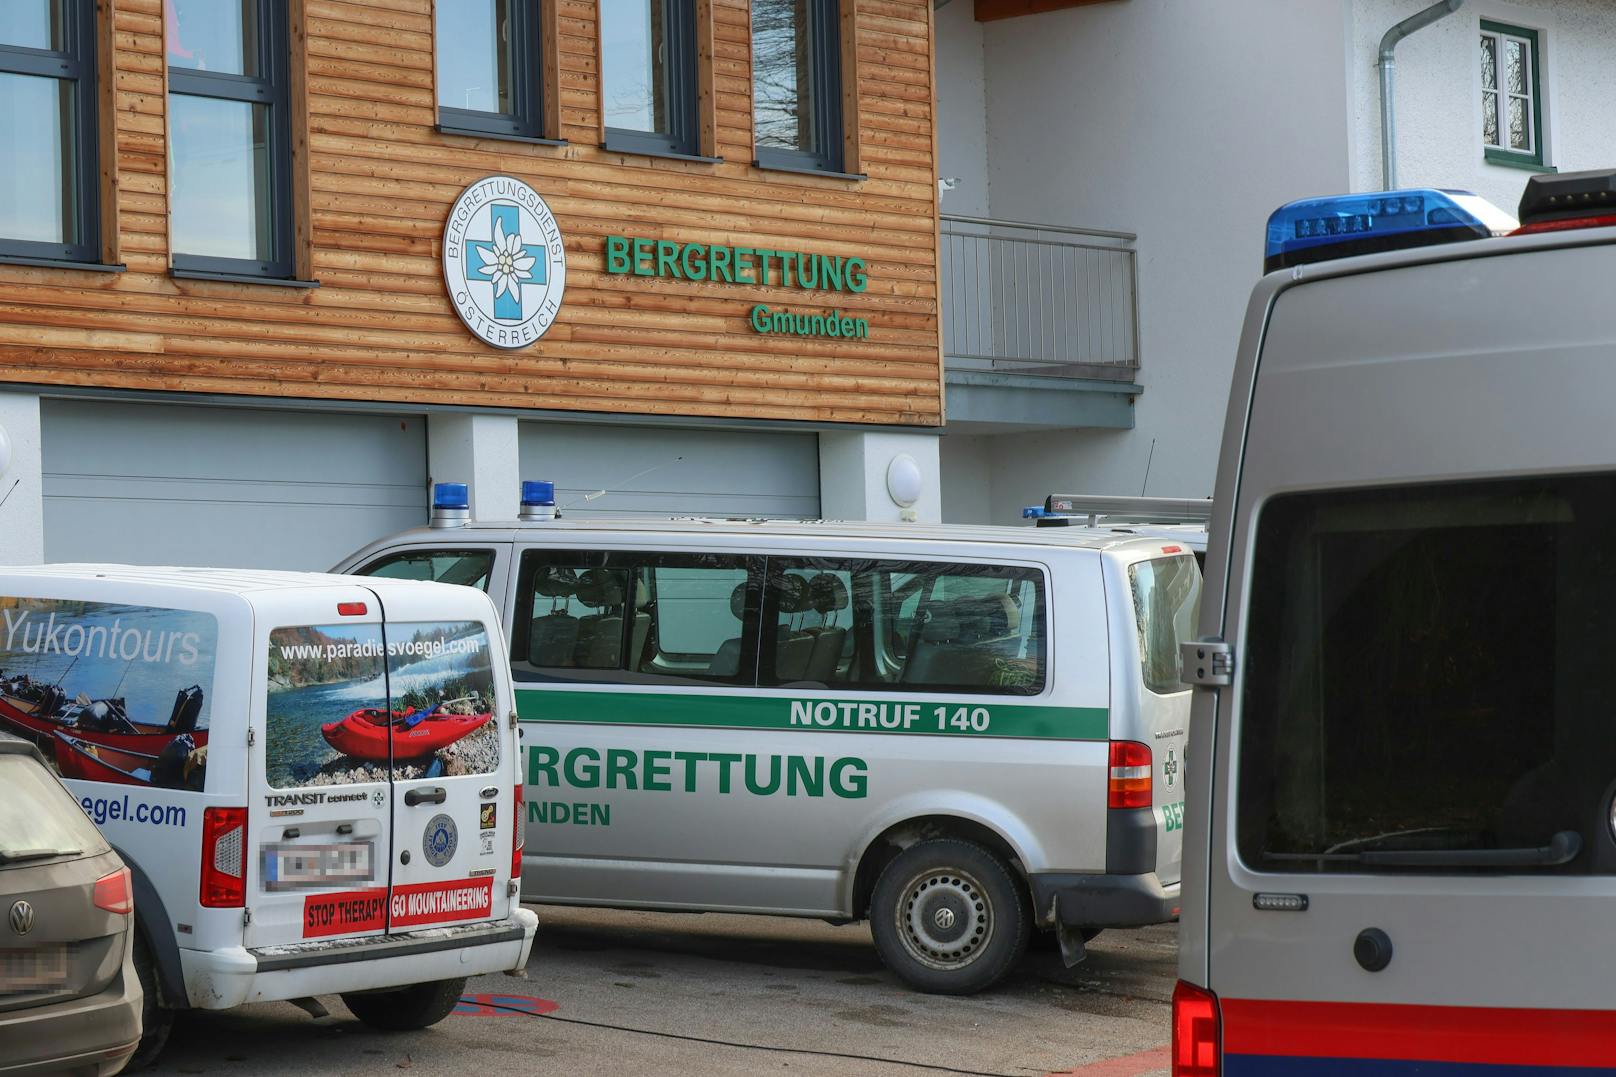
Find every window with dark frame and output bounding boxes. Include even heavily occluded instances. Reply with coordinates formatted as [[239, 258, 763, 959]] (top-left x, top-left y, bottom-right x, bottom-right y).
[[165, 0, 295, 280], [1480, 20, 1545, 169], [0, 1, 102, 265], [436, 0, 547, 142], [751, 0, 844, 174], [601, 0, 701, 159]]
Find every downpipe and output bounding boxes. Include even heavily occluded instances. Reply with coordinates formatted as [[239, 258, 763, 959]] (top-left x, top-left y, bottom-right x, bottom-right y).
[[1379, 0, 1465, 188]]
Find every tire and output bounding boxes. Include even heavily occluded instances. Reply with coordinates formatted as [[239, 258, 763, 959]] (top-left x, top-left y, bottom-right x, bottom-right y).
[[869, 838, 1029, 995], [125, 932, 175, 1071], [342, 978, 467, 1031]]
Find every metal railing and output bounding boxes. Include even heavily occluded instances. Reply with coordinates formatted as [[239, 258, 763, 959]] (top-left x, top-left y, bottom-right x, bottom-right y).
[[940, 215, 1140, 380]]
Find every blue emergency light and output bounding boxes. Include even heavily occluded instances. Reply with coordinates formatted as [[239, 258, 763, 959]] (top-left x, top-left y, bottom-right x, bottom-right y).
[[1264, 188, 1517, 273], [432, 482, 469, 511], [521, 480, 555, 507], [1022, 506, 1051, 518]]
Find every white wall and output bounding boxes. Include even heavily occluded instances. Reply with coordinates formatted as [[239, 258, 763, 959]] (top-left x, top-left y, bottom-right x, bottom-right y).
[[935, 0, 991, 218], [0, 391, 43, 564], [939, 433, 993, 523], [1351, 0, 1616, 212], [820, 431, 942, 523], [956, 0, 1356, 509]]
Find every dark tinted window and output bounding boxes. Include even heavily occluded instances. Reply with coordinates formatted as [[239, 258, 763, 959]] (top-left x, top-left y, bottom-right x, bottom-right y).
[[760, 558, 1046, 695], [361, 549, 494, 592], [1238, 476, 1616, 875], [511, 549, 762, 686]]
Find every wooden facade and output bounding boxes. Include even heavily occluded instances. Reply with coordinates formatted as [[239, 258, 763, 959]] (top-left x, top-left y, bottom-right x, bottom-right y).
[[0, 0, 943, 426]]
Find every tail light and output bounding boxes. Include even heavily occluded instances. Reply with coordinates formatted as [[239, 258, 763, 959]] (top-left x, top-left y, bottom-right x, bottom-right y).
[[1108, 740, 1153, 809], [511, 783, 525, 886], [1172, 980, 1221, 1076], [200, 807, 247, 908], [93, 867, 132, 915]]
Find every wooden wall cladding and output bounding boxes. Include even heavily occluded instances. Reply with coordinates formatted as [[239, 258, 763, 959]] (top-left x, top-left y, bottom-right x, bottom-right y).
[[0, 0, 942, 426]]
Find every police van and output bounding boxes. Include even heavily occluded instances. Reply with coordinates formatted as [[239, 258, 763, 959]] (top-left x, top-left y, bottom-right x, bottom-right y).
[[1175, 171, 1616, 1072], [0, 566, 537, 1066], [337, 491, 1201, 994]]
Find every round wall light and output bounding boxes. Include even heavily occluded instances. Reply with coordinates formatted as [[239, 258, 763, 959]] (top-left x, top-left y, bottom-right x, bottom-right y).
[[886, 453, 923, 508]]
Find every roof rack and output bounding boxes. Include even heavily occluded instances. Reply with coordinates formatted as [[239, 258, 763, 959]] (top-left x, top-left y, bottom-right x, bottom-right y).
[[1028, 495, 1212, 527]]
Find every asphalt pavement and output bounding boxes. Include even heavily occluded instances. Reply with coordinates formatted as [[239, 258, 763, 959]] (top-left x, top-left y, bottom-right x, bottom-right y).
[[149, 906, 1176, 1077]]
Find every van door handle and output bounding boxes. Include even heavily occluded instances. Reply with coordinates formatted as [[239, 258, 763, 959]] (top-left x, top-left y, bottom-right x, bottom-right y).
[[404, 787, 447, 807]]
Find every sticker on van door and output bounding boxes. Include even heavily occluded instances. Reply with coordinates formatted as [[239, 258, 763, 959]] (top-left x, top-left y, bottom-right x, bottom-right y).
[[267, 621, 499, 788], [0, 598, 216, 791]]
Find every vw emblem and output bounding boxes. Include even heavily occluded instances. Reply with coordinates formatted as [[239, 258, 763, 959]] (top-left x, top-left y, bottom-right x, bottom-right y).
[[9, 900, 33, 936], [442, 175, 567, 350], [933, 907, 956, 931]]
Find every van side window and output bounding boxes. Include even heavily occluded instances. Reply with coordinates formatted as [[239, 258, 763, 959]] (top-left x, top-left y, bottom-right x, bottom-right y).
[[510, 550, 762, 686], [760, 559, 1046, 695], [1239, 476, 1616, 876], [1128, 555, 1201, 695], [360, 549, 494, 592]]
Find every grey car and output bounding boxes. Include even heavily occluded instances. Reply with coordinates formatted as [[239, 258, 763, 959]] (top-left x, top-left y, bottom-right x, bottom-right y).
[[0, 734, 141, 1076]]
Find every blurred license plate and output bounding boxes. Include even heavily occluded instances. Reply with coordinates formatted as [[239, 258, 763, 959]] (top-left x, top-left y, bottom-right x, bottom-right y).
[[0, 946, 68, 992], [262, 842, 374, 891]]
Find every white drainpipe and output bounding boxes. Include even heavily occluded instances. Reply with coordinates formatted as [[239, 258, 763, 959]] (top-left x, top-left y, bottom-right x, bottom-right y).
[[1379, 0, 1466, 189]]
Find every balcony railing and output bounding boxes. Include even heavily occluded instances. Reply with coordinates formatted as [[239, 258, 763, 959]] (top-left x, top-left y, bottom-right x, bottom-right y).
[[940, 215, 1139, 380]]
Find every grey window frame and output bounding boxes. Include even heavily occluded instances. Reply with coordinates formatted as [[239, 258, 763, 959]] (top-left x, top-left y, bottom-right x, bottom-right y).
[[166, 0, 296, 281], [357, 548, 497, 593], [601, 0, 702, 160], [436, 0, 548, 142], [0, 0, 101, 265], [751, 0, 844, 175]]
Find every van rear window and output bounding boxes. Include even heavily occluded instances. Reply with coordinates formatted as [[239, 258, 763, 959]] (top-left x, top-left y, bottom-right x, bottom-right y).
[[1238, 476, 1616, 875], [1128, 555, 1201, 695]]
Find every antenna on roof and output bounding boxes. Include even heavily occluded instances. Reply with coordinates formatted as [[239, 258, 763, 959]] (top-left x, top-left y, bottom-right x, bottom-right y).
[[1140, 438, 1157, 497], [563, 456, 685, 511]]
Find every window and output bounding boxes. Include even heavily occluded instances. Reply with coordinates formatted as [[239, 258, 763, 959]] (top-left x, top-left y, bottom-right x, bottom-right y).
[[510, 549, 763, 686], [436, 0, 546, 141], [751, 0, 844, 174], [602, 0, 700, 158], [1128, 556, 1201, 696], [760, 558, 1047, 695], [359, 549, 495, 592], [1480, 21, 1544, 169], [166, 0, 294, 279], [1238, 475, 1616, 876], [0, 0, 101, 264]]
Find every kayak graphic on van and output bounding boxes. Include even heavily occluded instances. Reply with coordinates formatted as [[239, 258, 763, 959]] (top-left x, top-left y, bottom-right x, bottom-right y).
[[0, 598, 216, 789], [267, 620, 499, 788]]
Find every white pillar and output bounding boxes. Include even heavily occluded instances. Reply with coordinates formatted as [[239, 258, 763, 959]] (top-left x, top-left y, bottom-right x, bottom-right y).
[[427, 412, 521, 520], [0, 392, 44, 564], [818, 431, 942, 523]]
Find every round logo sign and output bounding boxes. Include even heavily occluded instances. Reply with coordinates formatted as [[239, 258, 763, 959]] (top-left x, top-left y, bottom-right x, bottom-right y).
[[423, 813, 459, 868], [442, 175, 567, 350]]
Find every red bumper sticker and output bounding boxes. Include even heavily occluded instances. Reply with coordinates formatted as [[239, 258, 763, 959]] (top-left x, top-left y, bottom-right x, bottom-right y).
[[391, 877, 494, 928], [303, 889, 388, 938], [302, 877, 494, 937]]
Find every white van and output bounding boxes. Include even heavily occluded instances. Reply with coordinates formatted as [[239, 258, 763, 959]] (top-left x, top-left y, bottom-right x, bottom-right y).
[[1175, 173, 1616, 1072], [0, 566, 537, 1066], [337, 491, 1200, 994]]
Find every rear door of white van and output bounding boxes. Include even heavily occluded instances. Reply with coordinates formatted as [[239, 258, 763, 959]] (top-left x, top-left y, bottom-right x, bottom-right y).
[[371, 583, 513, 934], [247, 586, 394, 949]]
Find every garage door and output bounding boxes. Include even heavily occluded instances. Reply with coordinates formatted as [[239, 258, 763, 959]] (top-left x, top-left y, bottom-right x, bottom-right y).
[[519, 423, 819, 518], [43, 400, 427, 570]]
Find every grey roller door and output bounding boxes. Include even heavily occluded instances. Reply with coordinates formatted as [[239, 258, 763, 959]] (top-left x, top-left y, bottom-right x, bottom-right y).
[[519, 423, 819, 518], [43, 400, 427, 570]]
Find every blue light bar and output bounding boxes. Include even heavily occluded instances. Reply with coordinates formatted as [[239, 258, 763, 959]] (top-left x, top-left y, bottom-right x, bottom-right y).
[[432, 482, 469, 511], [1023, 506, 1051, 519], [1264, 188, 1517, 273], [521, 480, 555, 507]]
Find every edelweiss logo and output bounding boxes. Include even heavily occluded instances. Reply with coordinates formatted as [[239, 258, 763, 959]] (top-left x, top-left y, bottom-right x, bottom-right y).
[[442, 175, 567, 349]]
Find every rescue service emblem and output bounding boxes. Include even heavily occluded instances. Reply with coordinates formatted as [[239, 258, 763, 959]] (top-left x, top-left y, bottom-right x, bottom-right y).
[[442, 175, 567, 350], [423, 813, 459, 868]]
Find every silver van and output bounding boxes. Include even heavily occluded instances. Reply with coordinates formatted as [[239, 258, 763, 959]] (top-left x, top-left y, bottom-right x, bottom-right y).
[[339, 498, 1200, 993], [1176, 173, 1616, 1071]]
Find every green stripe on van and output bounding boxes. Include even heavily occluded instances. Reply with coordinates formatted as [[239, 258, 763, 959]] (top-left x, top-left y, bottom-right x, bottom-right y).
[[515, 689, 1108, 741]]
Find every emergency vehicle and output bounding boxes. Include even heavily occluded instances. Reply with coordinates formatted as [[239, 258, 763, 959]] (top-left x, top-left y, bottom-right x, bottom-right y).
[[1175, 170, 1616, 1073], [1023, 495, 1211, 567], [338, 492, 1200, 994], [0, 567, 537, 1066]]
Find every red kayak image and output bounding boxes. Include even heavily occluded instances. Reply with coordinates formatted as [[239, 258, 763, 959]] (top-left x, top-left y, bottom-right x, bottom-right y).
[[321, 702, 493, 762], [53, 730, 208, 790]]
